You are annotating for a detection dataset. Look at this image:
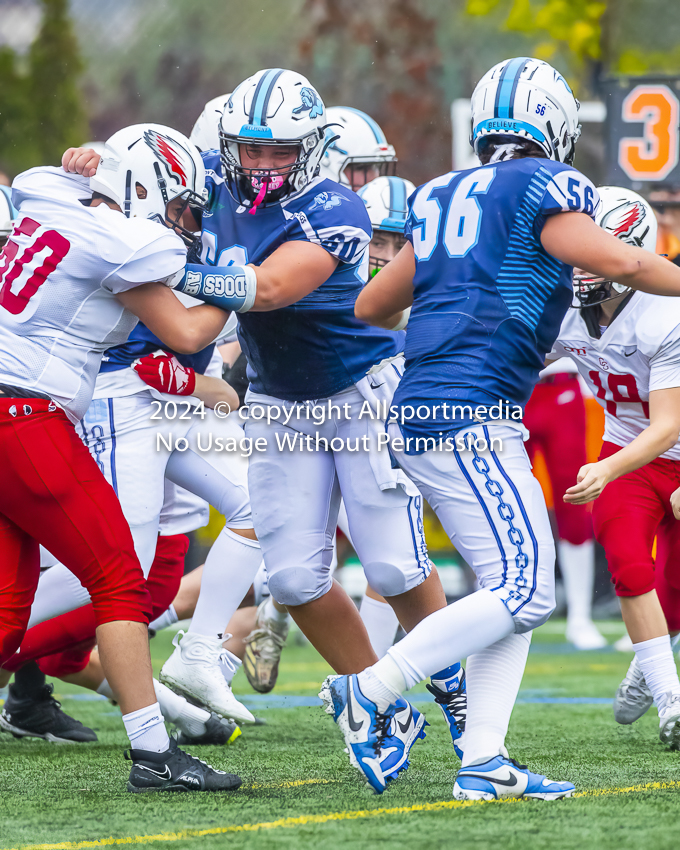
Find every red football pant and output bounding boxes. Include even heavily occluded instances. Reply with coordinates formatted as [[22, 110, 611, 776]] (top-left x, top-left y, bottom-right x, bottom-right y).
[[592, 442, 680, 630], [0, 399, 150, 667], [524, 377, 593, 545], [4, 533, 189, 677]]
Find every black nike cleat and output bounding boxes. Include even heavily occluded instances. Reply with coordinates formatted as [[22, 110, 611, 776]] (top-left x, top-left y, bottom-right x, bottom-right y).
[[174, 713, 242, 746], [126, 739, 242, 792], [0, 683, 97, 743]]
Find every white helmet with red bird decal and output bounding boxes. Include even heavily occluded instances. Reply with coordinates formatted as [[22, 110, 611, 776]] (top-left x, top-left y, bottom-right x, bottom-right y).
[[574, 186, 657, 307], [90, 123, 207, 240]]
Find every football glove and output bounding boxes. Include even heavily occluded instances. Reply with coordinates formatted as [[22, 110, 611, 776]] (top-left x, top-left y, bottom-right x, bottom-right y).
[[133, 351, 196, 396]]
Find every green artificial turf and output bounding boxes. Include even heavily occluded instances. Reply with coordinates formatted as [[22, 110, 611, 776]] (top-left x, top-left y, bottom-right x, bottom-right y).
[[1, 619, 679, 850]]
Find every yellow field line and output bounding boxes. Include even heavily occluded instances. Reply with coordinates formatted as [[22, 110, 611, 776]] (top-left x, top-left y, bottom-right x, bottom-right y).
[[7, 779, 679, 850]]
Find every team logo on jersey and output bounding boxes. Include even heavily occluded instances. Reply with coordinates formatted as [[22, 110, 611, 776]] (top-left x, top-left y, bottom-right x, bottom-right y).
[[564, 346, 586, 356], [310, 191, 343, 211], [600, 200, 648, 245], [599, 357, 609, 370], [292, 87, 324, 119], [143, 130, 193, 188]]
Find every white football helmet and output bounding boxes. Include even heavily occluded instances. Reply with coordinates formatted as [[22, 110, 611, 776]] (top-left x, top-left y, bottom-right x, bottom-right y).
[[575, 186, 657, 307], [471, 57, 581, 164], [358, 176, 415, 273], [90, 123, 207, 244], [219, 68, 328, 210], [320, 106, 397, 188], [0, 185, 16, 244], [357, 176, 415, 234], [190, 93, 231, 153]]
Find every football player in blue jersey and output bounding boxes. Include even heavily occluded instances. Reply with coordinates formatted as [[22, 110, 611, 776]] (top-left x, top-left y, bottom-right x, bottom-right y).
[[164, 69, 457, 781], [319, 57, 680, 798]]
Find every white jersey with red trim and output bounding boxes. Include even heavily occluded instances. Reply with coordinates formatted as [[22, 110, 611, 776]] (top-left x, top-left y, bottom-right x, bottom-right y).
[[550, 291, 680, 460], [0, 167, 186, 422]]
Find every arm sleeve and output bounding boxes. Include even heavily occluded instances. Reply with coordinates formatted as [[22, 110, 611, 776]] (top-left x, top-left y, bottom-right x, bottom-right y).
[[102, 232, 188, 294], [287, 190, 371, 264], [533, 166, 600, 240], [649, 329, 680, 392]]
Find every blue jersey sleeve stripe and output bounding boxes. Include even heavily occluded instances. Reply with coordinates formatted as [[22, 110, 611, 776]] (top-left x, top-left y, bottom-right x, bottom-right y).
[[495, 166, 564, 330], [494, 57, 530, 120], [249, 68, 284, 127], [341, 106, 386, 143]]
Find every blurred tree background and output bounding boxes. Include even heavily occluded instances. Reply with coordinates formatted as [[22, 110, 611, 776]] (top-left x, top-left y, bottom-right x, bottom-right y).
[[0, 0, 679, 183]]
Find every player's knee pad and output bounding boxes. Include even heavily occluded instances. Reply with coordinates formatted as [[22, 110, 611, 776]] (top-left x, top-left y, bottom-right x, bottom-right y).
[[362, 560, 428, 598], [267, 567, 332, 607]]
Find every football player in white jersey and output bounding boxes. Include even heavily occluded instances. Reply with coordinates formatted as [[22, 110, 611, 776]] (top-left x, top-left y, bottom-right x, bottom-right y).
[[0, 123, 241, 791], [549, 186, 680, 747]]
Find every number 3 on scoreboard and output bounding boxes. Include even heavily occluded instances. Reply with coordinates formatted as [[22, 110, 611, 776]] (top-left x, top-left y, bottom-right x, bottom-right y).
[[618, 84, 680, 181], [0, 217, 70, 316]]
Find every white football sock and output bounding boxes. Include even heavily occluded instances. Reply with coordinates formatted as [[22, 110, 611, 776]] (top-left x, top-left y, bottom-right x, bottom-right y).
[[380, 589, 515, 689], [632, 635, 680, 709], [359, 594, 400, 658], [262, 596, 289, 625], [218, 647, 242, 686], [461, 631, 532, 766], [357, 664, 403, 713], [188, 527, 261, 638], [149, 604, 179, 633], [122, 702, 169, 753], [559, 540, 596, 624], [153, 679, 209, 737]]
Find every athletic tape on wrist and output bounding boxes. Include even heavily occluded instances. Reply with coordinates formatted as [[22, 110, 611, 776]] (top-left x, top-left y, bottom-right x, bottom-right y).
[[174, 264, 257, 313]]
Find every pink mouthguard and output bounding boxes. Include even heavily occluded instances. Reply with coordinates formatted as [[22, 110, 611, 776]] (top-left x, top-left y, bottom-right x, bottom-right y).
[[248, 174, 285, 215]]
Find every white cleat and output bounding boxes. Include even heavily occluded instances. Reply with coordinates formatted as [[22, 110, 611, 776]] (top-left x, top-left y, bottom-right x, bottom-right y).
[[565, 619, 607, 650], [613, 655, 653, 725], [160, 631, 255, 725], [658, 691, 680, 750]]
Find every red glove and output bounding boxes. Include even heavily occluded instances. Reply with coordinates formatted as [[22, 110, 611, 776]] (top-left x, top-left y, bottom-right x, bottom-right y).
[[133, 351, 196, 396]]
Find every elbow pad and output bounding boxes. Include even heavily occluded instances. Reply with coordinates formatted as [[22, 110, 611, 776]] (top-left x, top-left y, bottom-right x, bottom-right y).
[[174, 264, 257, 313], [391, 307, 411, 332]]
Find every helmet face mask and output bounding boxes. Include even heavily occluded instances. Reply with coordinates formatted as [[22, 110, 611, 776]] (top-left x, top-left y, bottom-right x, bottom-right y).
[[573, 185, 658, 309], [219, 134, 317, 208], [219, 69, 328, 211]]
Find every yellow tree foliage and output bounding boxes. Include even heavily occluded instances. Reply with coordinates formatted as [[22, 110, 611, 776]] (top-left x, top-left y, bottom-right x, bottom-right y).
[[466, 0, 606, 67]]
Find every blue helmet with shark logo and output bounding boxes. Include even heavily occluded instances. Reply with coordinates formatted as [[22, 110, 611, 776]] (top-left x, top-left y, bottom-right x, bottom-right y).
[[219, 69, 329, 211]]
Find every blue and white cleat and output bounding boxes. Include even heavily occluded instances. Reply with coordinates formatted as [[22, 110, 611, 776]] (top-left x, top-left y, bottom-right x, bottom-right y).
[[426, 664, 466, 759], [453, 755, 575, 801], [379, 698, 428, 782], [319, 674, 393, 793]]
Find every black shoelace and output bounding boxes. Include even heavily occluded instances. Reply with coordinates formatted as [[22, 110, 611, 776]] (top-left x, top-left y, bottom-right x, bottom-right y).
[[426, 682, 467, 733], [373, 712, 393, 755]]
